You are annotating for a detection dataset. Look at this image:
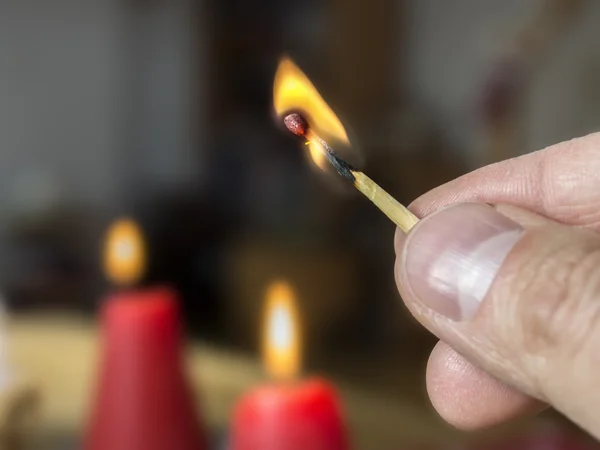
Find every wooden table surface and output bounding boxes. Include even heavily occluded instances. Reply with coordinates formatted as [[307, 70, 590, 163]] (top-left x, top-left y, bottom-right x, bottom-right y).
[[4, 314, 532, 449]]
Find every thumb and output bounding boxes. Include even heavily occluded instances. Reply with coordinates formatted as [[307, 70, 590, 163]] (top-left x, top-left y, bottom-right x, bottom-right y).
[[395, 202, 600, 438]]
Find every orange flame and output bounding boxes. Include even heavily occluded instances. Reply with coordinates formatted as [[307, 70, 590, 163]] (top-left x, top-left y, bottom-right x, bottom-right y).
[[273, 57, 350, 169], [103, 218, 147, 287], [261, 281, 302, 381], [305, 140, 328, 171]]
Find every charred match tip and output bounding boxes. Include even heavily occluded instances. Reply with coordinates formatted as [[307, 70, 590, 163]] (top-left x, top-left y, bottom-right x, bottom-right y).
[[282, 112, 356, 183], [283, 113, 308, 137], [324, 148, 356, 183]]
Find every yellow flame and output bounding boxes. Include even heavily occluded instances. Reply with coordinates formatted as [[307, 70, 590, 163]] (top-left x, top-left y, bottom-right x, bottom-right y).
[[273, 57, 350, 169], [262, 281, 302, 381], [306, 141, 328, 171], [103, 218, 147, 287]]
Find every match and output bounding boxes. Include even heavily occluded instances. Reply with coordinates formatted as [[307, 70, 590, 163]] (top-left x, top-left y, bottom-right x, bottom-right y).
[[282, 112, 419, 234]]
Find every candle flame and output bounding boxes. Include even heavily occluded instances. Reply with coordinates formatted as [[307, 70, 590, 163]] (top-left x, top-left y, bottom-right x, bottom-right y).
[[262, 281, 302, 381], [103, 218, 147, 287], [273, 57, 350, 170]]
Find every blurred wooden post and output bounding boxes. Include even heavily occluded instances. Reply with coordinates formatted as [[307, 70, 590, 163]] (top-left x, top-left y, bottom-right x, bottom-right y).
[[328, 0, 403, 126], [0, 384, 40, 450]]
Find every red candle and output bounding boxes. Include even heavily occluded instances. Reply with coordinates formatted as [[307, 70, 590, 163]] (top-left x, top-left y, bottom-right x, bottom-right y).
[[84, 218, 207, 450], [232, 378, 347, 450], [85, 288, 207, 450], [230, 282, 349, 450]]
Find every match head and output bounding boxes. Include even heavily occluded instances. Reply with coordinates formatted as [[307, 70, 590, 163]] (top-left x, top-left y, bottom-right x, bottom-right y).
[[283, 113, 308, 137]]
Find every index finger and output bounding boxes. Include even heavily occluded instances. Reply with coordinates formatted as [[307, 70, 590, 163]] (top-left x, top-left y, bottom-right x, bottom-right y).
[[409, 132, 600, 230]]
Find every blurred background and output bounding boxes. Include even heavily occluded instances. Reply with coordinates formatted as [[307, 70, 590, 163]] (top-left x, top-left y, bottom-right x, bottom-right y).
[[1, 0, 600, 448]]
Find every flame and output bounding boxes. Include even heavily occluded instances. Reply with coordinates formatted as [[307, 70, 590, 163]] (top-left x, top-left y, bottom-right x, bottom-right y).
[[273, 57, 350, 169], [262, 281, 302, 381], [306, 141, 328, 171], [103, 218, 147, 286]]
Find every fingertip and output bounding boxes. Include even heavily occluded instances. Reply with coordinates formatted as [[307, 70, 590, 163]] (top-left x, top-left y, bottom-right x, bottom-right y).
[[426, 341, 545, 430], [394, 226, 407, 257]]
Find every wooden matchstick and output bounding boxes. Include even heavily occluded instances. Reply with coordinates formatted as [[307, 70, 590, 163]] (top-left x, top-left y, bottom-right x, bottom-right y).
[[283, 112, 419, 233], [351, 171, 419, 233]]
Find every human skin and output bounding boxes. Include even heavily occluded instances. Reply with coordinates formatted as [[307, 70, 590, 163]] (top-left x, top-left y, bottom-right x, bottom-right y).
[[394, 132, 600, 438]]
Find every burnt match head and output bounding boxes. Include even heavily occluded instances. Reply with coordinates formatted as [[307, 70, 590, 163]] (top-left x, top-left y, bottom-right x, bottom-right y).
[[283, 112, 309, 137], [281, 111, 357, 183]]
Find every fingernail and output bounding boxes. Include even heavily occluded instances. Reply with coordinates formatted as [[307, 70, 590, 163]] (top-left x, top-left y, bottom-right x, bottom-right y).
[[398, 203, 523, 321]]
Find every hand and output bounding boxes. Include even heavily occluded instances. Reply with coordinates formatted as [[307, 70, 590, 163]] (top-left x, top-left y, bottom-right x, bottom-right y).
[[394, 132, 600, 438]]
